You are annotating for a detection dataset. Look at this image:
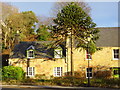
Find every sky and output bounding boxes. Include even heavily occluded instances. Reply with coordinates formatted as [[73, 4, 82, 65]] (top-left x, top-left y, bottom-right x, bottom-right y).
[[1, 0, 119, 27]]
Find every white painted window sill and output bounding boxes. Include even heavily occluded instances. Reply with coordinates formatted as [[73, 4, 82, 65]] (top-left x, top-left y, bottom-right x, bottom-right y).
[[27, 57, 35, 59], [86, 77, 92, 78], [86, 59, 92, 60], [112, 59, 120, 60]]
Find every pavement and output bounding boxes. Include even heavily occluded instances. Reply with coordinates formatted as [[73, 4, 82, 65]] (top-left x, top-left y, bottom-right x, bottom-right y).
[[0, 85, 120, 90]]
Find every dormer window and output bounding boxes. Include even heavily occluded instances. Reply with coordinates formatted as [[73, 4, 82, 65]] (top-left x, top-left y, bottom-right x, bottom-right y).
[[27, 45, 35, 58], [28, 50, 34, 58], [54, 46, 63, 58]]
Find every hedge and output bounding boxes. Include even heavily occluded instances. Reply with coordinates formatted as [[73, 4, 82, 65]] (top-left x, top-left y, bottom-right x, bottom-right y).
[[2, 66, 25, 81]]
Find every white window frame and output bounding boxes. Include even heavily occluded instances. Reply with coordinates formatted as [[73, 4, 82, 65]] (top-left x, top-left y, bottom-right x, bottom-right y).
[[113, 49, 119, 60], [27, 67, 35, 77], [54, 67, 62, 77], [27, 45, 35, 50], [86, 50, 92, 60], [86, 68, 92, 78], [27, 50, 35, 58], [54, 49, 62, 58]]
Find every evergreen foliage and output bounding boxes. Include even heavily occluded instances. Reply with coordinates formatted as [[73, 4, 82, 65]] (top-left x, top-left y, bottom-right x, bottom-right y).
[[49, 2, 99, 53], [36, 25, 50, 41]]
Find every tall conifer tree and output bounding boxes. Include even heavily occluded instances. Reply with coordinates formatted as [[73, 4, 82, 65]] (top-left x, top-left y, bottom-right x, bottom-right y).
[[50, 2, 99, 54]]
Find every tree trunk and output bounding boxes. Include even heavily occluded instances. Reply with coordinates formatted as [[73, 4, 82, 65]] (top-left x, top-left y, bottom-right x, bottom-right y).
[[71, 30, 74, 76]]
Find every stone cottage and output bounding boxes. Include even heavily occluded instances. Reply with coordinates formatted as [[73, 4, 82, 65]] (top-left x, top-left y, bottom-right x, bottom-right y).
[[9, 27, 120, 78]]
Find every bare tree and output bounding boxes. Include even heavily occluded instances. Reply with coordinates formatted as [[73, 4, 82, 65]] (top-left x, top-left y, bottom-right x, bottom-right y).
[[0, 2, 18, 21], [0, 2, 18, 51], [37, 15, 54, 26], [51, 0, 91, 17]]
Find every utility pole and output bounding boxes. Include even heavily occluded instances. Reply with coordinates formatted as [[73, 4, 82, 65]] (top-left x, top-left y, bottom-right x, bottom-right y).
[[87, 36, 91, 87], [70, 30, 74, 76]]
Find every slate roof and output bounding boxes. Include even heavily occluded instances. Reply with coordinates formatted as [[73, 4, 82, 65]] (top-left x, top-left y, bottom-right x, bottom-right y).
[[10, 27, 120, 59], [10, 41, 66, 59], [96, 27, 120, 47]]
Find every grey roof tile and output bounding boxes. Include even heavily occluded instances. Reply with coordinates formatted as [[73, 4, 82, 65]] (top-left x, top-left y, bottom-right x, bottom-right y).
[[10, 41, 65, 59], [96, 27, 120, 47], [10, 27, 120, 58]]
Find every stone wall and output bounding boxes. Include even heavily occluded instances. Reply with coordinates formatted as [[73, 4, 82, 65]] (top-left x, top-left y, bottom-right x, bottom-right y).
[[67, 46, 120, 74], [9, 46, 120, 78], [9, 58, 67, 78]]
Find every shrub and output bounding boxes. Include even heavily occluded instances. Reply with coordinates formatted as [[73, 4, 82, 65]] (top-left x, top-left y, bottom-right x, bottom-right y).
[[21, 78, 36, 85], [94, 70, 111, 79], [65, 71, 86, 78], [74, 71, 86, 78], [52, 76, 86, 86], [35, 74, 48, 79], [2, 66, 25, 81], [90, 78, 120, 88], [103, 78, 120, 86]]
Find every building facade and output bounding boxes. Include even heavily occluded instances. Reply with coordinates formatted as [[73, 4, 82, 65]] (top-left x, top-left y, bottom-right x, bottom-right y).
[[9, 27, 120, 78]]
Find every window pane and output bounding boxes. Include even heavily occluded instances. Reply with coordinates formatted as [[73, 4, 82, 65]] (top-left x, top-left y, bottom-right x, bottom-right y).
[[57, 67, 60, 70], [28, 67, 34, 76], [114, 49, 119, 53], [54, 50, 62, 58], [87, 73, 92, 77], [114, 55, 119, 58], [87, 68, 92, 72], [29, 67, 32, 71], [29, 72, 32, 75], [89, 68, 92, 72], [86, 68, 92, 78], [86, 50, 92, 59], [54, 67, 62, 77], [114, 49, 119, 59], [87, 73, 89, 77], [90, 73, 92, 77], [114, 70, 119, 75], [29, 51, 34, 57]]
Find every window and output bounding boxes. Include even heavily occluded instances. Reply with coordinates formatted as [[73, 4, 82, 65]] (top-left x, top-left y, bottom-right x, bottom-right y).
[[112, 67, 120, 78], [54, 67, 62, 77], [86, 68, 92, 78], [86, 50, 92, 60], [27, 67, 35, 76], [27, 45, 35, 58], [114, 70, 119, 75], [113, 49, 119, 60], [54, 49, 62, 58], [27, 50, 34, 58]]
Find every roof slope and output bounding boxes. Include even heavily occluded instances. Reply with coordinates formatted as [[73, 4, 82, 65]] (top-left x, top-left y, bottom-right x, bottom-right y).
[[10, 41, 66, 59], [96, 27, 120, 47], [10, 41, 54, 59], [10, 27, 120, 58]]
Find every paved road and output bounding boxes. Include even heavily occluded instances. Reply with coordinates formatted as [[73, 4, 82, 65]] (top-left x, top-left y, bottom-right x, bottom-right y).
[[1, 87, 120, 90], [1, 85, 120, 90], [2, 88, 51, 90]]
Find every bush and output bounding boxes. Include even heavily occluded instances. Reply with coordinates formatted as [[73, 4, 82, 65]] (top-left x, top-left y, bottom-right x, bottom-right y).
[[103, 78, 120, 86], [90, 78, 120, 88], [21, 78, 36, 85], [65, 71, 85, 78], [94, 70, 111, 79], [52, 76, 86, 86], [2, 66, 25, 81], [35, 74, 48, 79], [74, 71, 86, 78]]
